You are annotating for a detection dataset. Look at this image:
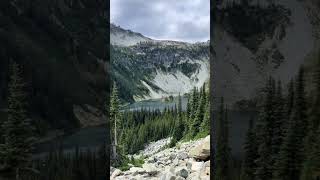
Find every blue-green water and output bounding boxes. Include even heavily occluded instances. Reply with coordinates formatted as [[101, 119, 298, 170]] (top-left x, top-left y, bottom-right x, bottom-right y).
[[122, 97, 188, 111]]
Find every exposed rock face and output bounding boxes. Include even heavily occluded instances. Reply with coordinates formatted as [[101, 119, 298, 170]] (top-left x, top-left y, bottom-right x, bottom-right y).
[[73, 104, 106, 127], [110, 38, 209, 103], [111, 136, 210, 180]]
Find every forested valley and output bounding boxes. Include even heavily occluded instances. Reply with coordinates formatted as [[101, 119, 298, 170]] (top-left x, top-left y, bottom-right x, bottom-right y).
[[110, 82, 210, 170]]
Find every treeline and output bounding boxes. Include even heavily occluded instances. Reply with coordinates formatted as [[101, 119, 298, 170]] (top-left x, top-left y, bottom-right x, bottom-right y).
[[0, 61, 107, 179], [215, 63, 320, 180], [110, 83, 210, 167], [0, 61, 35, 179], [23, 146, 107, 180]]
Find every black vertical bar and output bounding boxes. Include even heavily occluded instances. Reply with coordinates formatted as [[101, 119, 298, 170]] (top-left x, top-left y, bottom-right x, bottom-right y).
[[210, 0, 216, 179], [106, 0, 111, 179]]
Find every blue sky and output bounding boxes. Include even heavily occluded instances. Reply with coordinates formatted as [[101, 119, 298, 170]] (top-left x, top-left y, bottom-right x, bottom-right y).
[[111, 0, 210, 43]]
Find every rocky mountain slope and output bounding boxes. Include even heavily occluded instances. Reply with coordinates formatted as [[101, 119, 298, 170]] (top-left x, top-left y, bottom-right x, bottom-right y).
[[110, 25, 209, 103], [111, 136, 210, 180], [111, 24, 152, 46], [0, 0, 108, 131], [213, 0, 316, 106]]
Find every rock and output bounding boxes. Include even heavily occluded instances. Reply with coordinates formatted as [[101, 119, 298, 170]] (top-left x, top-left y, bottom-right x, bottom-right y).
[[176, 177, 185, 180], [172, 158, 179, 166], [160, 172, 176, 180], [177, 152, 188, 160], [187, 172, 200, 180], [111, 169, 122, 179], [129, 167, 146, 176], [191, 161, 204, 172], [170, 154, 177, 160], [176, 167, 189, 178], [142, 163, 159, 176], [189, 136, 210, 160]]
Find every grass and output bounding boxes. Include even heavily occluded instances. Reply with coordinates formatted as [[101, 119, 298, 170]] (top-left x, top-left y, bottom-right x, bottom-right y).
[[118, 156, 145, 171]]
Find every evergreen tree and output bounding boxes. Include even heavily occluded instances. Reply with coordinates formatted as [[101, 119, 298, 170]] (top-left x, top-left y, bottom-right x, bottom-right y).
[[192, 87, 206, 137], [241, 117, 258, 180], [273, 68, 308, 180], [255, 77, 276, 180], [0, 61, 34, 173], [214, 97, 231, 180], [271, 80, 286, 168], [110, 82, 122, 160], [173, 94, 184, 141], [199, 101, 210, 135], [301, 55, 320, 180]]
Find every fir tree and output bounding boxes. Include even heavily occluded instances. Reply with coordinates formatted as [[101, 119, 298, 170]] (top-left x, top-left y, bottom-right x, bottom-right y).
[[172, 94, 184, 142], [273, 68, 308, 180], [241, 117, 258, 180], [214, 97, 231, 180], [300, 125, 320, 180], [110, 82, 122, 160], [255, 77, 276, 180], [0, 61, 34, 173]]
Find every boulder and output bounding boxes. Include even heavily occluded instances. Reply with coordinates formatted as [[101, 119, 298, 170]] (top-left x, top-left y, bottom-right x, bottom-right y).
[[191, 161, 204, 172], [189, 136, 210, 160], [110, 169, 122, 179], [142, 163, 159, 176], [175, 167, 189, 178]]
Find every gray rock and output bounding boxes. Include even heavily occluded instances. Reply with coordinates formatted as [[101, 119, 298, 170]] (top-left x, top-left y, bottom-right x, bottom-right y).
[[142, 163, 159, 176], [176, 168, 189, 178], [160, 172, 176, 180], [170, 153, 177, 160], [189, 136, 210, 161], [178, 152, 188, 160]]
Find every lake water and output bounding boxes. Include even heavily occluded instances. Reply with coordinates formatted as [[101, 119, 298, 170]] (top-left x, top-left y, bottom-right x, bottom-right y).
[[122, 97, 188, 111], [34, 98, 257, 159]]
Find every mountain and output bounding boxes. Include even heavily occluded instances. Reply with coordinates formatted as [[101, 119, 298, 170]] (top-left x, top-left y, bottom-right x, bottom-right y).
[[213, 0, 317, 107], [110, 24, 152, 46], [110, 25, 209, 102], [0, 0, 108, 131]]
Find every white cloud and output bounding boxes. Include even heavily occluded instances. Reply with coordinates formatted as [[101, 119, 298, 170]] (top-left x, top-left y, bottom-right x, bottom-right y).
[[110, 0, 210, 43]]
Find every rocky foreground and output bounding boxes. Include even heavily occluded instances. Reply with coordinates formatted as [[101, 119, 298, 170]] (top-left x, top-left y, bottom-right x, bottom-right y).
[[111, 136, 210, 180]]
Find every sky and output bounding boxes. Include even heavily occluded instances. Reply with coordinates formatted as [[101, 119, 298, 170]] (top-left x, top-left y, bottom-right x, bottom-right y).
[[111, 0, 210, 43]]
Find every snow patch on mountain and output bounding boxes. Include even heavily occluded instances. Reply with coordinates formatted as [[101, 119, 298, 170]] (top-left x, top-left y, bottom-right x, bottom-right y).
[[140, 60, 209, 100]]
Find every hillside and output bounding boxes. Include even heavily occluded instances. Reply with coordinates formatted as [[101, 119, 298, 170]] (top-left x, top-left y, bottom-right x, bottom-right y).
[[0, 0, 108, 132], [213, 0, 316, 106], [110, 25, 209, 103]]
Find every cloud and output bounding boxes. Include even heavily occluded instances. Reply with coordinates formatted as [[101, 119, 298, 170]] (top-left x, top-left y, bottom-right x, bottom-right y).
[[111, 0, 210, 43]]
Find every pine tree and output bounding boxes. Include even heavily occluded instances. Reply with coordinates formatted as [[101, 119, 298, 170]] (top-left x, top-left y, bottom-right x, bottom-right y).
[[300, 125, 320, 180], [199, 101, 210, 135], [192, 86, 206, 137], [0, 61, 34, 173], [241, 117, 258, 180], [273, 68, 308, 180], [255, 77, 276, 180], [271, 80, 285, 168], [301, 55, 320, 180], [110, 82, 122, 160], [176, 94, 184, 140], [214, 97, 231, 180]]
